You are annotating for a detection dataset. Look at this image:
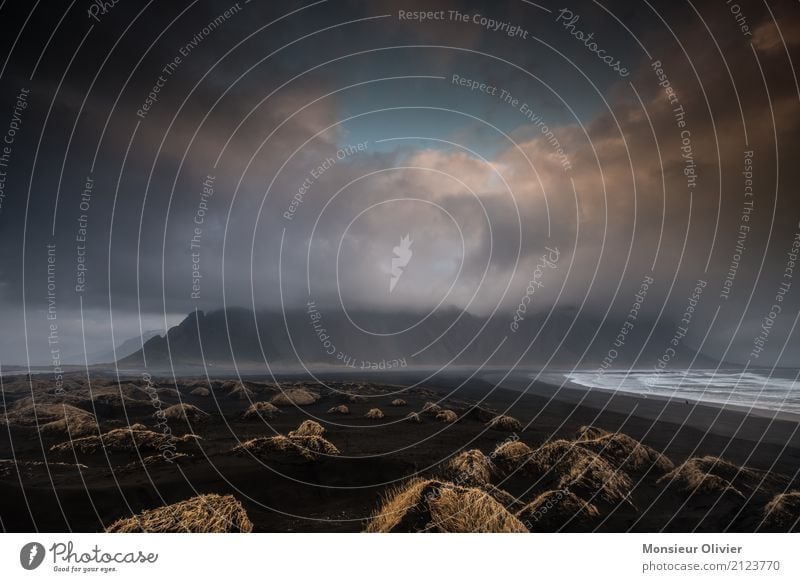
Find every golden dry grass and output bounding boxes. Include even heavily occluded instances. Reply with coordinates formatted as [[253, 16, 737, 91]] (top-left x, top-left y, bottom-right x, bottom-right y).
[[659, 456, 751, 497], [492, 440, 534, 474], [106, 494, 253, 533], [38, 408, 99, 437], [159, 403, 210, 423], [486, 414, 523, 432], [390, 398, 407, 406], [50, 427, 200, 454], [446, 449, 495, 486], [327, 404, 350, 414], [436, 409, 458, 423], [189, 387, 210, 397], [31, 383, 150, 411], [578, 433, 674, 474], [6, 402, 94, 428], [365, 408, 385, 419], [241, 401, 280, 420], [576, 425, 611, 441], [270, 388, 319, 406], [762, 491, 800, 531], [39, 416, 97, 438], [405, 412, 422, 423], [289, 419, 326, 437], [228, 383, 255, 400], [528, 440, 633, 506], [5, 394, 76, 412], [421, 401, 441, 414], [92, 385, 154, 408], [365, 478, 526, 533], [517, 489, 600, 531], [2, 401, 98, 437], [484, 485, 522, 511], [233, 434, 340, 462]]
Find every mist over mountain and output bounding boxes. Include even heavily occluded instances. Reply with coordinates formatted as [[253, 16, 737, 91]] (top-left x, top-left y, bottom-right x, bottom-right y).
[[120, 306, 721, 371], [63, 329, 161, 366]]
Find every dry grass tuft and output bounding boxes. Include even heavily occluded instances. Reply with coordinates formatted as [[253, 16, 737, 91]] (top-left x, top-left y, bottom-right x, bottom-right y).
[[39, 408, 98, 437], [189, 387, 210, 397], [390, 398, 407, 407], [241, 401, 280, 420], [446, 449, 495, 486], [1, 401, 98, 437], [270, 388, 319, 407], [365, 478, 526, 533], [87, 384, 157, 410], [50, 427, 200, 455], [659, 456, 756, 498], [484, 485, 523, 512], [327, 404, 350, 414], [6, 403, 96, 434], [405, 412, 422, 423], [486, 414, 523, 432], [578, 432, 674, 475], [233, 434, 339, 462], [106, 494, 253, 533], [228, 383, 255, 400], [289, 419, 326, 437], [421, 401, 442, 414], [436, 409, 458, 423], [762, 491, 800, 531], [517, 489, 600, 531], [528, 440, 633, 506], [576, 425, 611, 441], [10, 383, 152, 412], [159, 403, 210, 423], [365, 408, 385, 419], [492, 440, 534, 474]]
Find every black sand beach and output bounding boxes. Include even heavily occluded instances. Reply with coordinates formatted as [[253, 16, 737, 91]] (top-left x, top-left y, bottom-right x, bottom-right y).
[[1, 369, 798, 533]]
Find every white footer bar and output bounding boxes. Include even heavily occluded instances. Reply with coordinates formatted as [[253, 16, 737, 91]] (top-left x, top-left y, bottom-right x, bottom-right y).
[[1, 533, 797, 581]]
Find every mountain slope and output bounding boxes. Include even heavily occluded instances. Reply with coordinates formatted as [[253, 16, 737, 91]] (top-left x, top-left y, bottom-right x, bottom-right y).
[[120, 306, 718, 370]]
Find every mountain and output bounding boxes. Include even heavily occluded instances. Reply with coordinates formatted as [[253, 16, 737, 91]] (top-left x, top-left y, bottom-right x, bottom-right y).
[[65, 329, 161, 365], [119, 307, 721, 371]]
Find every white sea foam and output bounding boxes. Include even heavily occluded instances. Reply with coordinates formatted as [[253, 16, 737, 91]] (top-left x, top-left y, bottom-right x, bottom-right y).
[[562, 369, 800, 414]]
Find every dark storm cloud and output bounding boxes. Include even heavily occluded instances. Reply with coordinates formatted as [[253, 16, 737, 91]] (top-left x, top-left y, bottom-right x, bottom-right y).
[[0, 0, 798, 366]]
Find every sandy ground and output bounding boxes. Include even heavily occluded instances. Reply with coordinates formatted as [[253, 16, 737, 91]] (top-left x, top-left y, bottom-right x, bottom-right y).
[[1, 369, 798, 532]]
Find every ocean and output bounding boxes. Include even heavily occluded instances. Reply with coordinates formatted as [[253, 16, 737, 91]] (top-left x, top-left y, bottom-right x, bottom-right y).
[[561, 369, 800, 415]]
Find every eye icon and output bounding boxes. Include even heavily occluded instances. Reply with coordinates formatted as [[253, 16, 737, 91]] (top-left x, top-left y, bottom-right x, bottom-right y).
[[20, 542, 45, 570]]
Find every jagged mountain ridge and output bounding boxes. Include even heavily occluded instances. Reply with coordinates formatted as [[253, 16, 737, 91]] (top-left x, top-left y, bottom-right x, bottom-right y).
[[120, 306, 719, 369]]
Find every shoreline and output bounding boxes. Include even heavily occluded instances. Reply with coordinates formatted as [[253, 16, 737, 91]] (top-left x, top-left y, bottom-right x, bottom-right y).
[[484, 371, 800, 424], [8, 364, 800, 423]]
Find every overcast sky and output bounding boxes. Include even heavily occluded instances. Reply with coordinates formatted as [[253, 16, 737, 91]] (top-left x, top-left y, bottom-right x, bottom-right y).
[[0, 0, 798, 367]]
